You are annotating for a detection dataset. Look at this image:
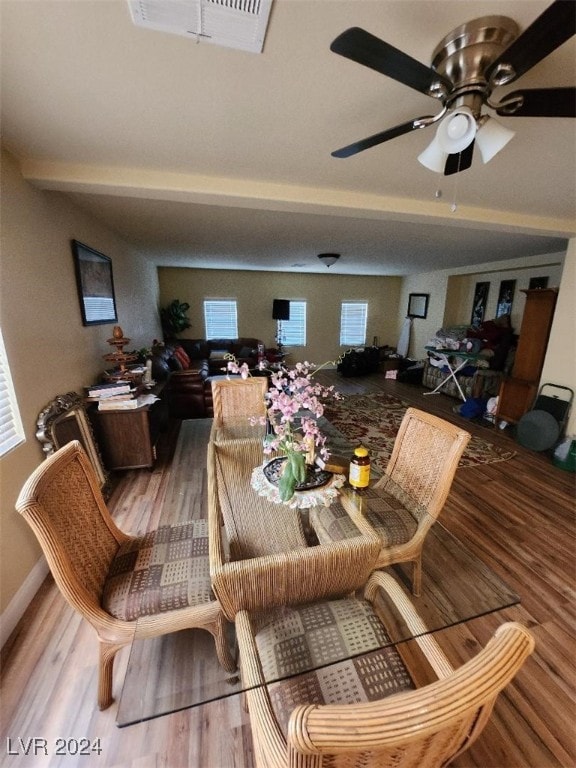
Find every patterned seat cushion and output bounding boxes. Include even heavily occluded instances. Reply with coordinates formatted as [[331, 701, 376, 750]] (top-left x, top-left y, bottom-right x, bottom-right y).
[[252, 597, 414, 737], [310, 483, 421, 547], [102, 521, 213, 621]]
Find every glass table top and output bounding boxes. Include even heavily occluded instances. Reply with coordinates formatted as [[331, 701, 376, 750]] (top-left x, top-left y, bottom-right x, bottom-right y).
[[116, 418, 519, 727]]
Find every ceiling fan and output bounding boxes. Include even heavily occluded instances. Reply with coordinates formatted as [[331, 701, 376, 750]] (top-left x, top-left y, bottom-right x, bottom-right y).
[[330, 0, 576, 175]]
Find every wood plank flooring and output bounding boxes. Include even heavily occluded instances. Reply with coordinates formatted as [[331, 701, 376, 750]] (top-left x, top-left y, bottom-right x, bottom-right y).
[[1, 373, 574, 767]]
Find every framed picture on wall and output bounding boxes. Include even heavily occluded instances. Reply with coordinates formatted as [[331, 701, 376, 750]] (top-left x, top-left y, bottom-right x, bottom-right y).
[[529, 276, 549, 290], [71, 240, 118, 326], [470, 282, 490, 327], [496, 279, 516, 317], [407, 293, 429, 318]]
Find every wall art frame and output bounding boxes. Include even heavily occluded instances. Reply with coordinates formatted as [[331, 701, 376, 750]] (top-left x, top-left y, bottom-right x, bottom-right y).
[[470, 282, 490, 327], [529, 276, 549, 290], [72, 239, 118, 326], [496, 279, 516, 317], [407, 293, 429, 319]]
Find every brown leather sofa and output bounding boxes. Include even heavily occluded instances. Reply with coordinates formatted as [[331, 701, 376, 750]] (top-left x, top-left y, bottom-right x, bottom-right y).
[[151, 338, 264, 419], [180, 338, 263, 375]]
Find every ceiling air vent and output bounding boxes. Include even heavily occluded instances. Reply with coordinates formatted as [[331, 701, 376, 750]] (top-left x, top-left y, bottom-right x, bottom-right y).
[[128, 0, 273, 53]]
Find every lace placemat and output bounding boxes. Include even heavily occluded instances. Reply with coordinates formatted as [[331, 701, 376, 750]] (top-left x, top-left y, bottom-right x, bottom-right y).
[[251, 464, 346, 509]]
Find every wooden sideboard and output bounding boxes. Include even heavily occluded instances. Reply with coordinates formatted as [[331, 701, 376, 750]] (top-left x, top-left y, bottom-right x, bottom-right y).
[[89, 384, 168, 470], [496, 288, 558, 425]]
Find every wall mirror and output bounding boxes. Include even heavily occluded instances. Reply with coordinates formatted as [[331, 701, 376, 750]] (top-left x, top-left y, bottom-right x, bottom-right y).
[[407, 293, 429, 319], [36, 392, 109, 494]]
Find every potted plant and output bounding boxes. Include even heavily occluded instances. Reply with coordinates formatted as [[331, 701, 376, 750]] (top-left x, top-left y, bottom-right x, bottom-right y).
[[160, 299, 191, 340]]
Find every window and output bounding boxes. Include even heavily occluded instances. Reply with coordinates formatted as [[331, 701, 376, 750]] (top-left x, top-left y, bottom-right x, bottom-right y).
[[0, 329, 25, 457], [281, 301, 306, 346], [340, 301, 368, 346], [204, 300, 238, 339]]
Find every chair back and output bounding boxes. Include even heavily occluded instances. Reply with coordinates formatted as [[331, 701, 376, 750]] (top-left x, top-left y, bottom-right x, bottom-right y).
[[209, 438, 307, 559], [385, 407, 470, 519], [211, 377, 268, 424], [15, 440, 128, 621], [286, 622, 534, 768]]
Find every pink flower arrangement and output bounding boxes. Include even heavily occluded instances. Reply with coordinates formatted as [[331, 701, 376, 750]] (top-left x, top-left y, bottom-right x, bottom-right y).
[[224, 355, 343, 500]]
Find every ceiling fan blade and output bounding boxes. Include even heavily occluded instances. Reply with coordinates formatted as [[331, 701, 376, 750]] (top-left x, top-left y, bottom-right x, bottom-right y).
[[444, 141, 475, 176], [496, 87, 576, 117], [331, 27, 452, 97], [486, 1, 576, 86], [332, 118, 429, 158]]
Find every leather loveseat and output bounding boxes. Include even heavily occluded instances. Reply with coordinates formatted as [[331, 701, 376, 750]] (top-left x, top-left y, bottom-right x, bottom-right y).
[[180, 338, 263, 375], [151, 338, 264, 419]]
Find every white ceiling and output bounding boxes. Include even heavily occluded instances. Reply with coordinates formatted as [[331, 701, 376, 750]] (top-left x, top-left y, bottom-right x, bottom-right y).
[[1, 0, 574, 276]]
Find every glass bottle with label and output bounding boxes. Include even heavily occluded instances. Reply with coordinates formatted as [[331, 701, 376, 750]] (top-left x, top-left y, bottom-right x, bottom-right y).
[[349, 445, 370, 489]]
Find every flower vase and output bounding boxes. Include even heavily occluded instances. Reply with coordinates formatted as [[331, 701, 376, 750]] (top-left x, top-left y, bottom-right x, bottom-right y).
[[263, 455, 332, 501]]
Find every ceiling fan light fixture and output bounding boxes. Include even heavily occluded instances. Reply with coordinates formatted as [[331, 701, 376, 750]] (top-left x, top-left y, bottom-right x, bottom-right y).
[[417, 136, 448, 173], [476, 116, 516, 163], [436, 107, 477, 154], [317, 253, 340, 267]]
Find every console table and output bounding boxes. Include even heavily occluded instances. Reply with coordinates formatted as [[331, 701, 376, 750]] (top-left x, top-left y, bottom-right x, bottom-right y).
[[89, 384, 167, 470]]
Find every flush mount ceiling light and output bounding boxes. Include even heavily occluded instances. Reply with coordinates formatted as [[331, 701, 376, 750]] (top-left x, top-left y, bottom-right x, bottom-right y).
[[318, 253, 340, 267], [329, 2, 575, 175]]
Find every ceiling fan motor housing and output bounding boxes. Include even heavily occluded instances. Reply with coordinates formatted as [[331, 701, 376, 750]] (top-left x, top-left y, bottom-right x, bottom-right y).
[[431, 16, 520, 112], [329, 1, 575, 169]]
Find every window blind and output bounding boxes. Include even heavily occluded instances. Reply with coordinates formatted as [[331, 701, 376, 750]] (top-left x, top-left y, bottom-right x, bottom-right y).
[[280, 301, 306, 346], [340, 302, 368, 346], [204, 300, 238, 339], [0, 329, 25, 457]]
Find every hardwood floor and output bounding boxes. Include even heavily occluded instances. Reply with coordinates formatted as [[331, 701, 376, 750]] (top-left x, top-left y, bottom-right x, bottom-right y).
[[1, 373, 574, 767]]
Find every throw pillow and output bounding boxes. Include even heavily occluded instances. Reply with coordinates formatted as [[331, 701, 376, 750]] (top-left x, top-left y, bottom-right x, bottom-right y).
[[174, 346, 191, 369]]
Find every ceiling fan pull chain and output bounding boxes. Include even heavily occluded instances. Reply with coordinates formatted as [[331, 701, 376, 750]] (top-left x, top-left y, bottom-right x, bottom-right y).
[[451, 156, 461, 212]]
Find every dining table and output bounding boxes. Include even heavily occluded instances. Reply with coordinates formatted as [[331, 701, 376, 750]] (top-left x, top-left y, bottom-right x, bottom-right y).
[[116, 417, 519, 727]]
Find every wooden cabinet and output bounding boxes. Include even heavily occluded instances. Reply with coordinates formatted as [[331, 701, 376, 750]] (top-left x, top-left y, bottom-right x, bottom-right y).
[[496, 288, 558, 424], [90, 386, 168, 470]]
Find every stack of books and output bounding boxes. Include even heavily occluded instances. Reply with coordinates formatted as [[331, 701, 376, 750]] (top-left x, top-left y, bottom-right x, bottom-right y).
[[86, 381, 139, 410]]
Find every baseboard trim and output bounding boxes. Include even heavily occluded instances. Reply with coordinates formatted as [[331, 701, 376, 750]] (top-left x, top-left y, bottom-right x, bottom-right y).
[[1, 556, 49, 649]]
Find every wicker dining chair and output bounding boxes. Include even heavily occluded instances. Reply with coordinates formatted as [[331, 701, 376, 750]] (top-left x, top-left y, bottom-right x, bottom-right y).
[[311, 407, 471, 595], [211, 376, 268, 424], [235, 570, 535, 768], [15, 440, 236, 710]]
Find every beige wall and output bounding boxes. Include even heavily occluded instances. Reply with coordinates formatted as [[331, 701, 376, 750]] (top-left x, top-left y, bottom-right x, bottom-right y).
[[399, 272, 451, 361], [158, 268, 403, 365], [0, 149, 162, 615], [444, 259, 565, 332], [541, 239, 576, 434], [401, 253, 566, 360]]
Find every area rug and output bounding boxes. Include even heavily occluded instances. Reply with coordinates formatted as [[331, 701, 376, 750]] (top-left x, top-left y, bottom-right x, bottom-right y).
[[323, 392, 516, 470]]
